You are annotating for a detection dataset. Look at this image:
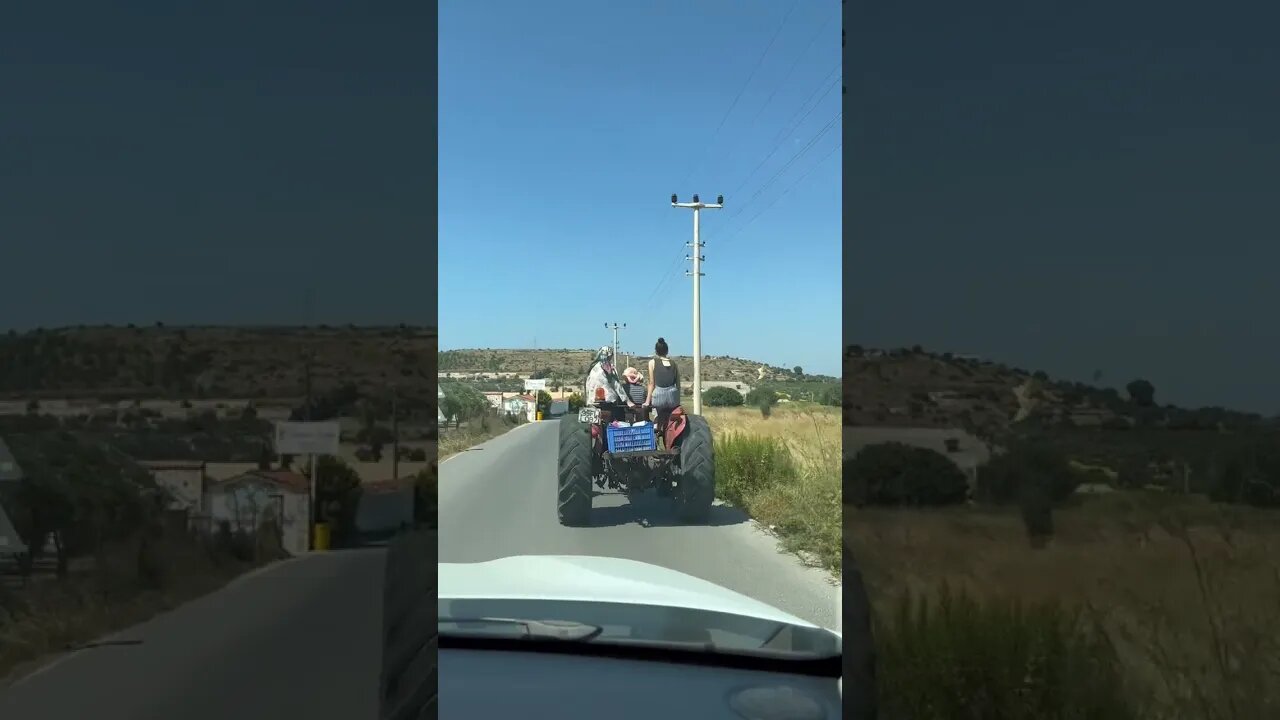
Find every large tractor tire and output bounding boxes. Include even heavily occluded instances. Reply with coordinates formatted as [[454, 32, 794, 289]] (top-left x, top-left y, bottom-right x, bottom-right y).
[[557, 415, 593, 526], [675, 414, 715, 523]]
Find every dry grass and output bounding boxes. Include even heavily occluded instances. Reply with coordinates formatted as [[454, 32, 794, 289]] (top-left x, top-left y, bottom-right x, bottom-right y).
[[704, 403, 841, 574], [438, 414, 523, 460], [704, 402, 840, 467], [846, 493, 1280, 717]]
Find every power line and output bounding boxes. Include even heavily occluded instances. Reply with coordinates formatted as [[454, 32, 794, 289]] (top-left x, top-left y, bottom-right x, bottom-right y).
[[736, 108, 841, 212], [718, 108, 842, 231], [720, 140, 841, 243], [725, 69, 840, 205], [643, 250, 687, 306], [675, 0, 801, 190], [702, 10, 836, 190], [743, 12, 836, 133]]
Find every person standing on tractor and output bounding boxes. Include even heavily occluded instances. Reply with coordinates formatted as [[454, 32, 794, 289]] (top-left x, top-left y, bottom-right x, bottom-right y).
[[645, 338, 681, 434], [585, 346, 636, 408]]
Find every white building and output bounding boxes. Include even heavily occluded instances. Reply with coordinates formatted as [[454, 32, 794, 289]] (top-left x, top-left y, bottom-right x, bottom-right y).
[[202, 470, 310, 557], [503, 395, 535, 421], [0, 439, 25, 554], [139, 460, 206, 511]]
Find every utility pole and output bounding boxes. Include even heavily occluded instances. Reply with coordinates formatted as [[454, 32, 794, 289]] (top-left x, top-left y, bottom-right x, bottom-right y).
[[303, 349, 316, 550], [671, 193, 724, 415], [604, 322, 626, 364], [391, 385, 399, 483]]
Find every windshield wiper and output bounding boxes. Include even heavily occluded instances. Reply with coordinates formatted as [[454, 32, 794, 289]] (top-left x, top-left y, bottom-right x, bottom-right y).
[[439, 617, 603, 642]]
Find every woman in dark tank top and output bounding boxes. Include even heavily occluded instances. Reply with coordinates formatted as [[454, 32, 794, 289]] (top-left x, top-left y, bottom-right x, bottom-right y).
[[646, 337, 680, 410]]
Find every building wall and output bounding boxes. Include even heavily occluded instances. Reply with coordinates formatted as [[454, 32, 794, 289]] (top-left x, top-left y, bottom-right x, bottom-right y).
[[843, 426, 991, 494], [149, 467, 204, 511], [203, 479, 309, 556]]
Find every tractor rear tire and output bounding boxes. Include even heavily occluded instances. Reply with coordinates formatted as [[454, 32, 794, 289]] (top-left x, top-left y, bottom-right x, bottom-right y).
[[675, 415, 715, 523], [557, 416, 593, 526]]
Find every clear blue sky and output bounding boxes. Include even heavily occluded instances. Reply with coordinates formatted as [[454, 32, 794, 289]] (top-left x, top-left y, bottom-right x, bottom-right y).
[[439, 0, 842, 377], [848, 0, 1280, 413], [0, 2, 435, 328]]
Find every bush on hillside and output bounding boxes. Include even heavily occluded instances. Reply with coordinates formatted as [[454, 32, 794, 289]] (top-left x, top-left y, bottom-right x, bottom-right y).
[[745, 387, 778, 418], [975, 443, 1080, 506], [817, 384, 841, 407], [975, 443, 1079, 545], [844, 442, 968, 507], [1126, 378, 1156, 407], [1208, 437, 1280, 507], [702, 386, 744, 407]]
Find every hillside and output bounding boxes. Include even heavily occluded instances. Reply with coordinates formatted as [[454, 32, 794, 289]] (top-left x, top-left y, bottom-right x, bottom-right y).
[[439, 348, 832, 384], [0, 325, 437, 401], [843, 345, 1271, 437]]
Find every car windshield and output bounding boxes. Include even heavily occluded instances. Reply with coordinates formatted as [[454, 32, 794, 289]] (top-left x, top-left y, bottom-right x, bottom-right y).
[[438, 598, 840, 660]]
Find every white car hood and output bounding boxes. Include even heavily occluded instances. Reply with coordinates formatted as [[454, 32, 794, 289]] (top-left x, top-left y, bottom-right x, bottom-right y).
[[438, 555, 835, 636]]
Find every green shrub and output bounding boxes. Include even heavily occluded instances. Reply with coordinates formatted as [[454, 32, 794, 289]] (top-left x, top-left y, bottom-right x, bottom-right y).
[[413, 467, 437, 527], [714, 434, 795, 508], [817, 384, 842, 407], [702, 386, 744, 407], [1019, 481, 1055, 547], [1207, 437, 1280, 507], [844, 442, 968, 506], [877, 587, 1135, 719], [745, 387, 778, 414], [976, 443, 1080, 506]]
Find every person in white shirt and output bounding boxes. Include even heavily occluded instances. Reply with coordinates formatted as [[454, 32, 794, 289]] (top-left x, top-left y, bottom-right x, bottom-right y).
[[584, 346, 635, 407]]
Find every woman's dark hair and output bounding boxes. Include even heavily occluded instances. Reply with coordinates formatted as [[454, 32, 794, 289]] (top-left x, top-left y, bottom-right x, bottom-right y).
[[655, 337, 669, 357]]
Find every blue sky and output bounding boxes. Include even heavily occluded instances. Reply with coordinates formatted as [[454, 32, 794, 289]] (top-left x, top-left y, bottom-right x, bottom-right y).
[[1, 2, 435, 328], [439, 0, 842, 377], [847, 0, 1280, 412]]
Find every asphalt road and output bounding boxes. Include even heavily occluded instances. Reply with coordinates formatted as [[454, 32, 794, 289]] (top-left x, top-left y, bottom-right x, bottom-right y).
[[438, 419, 841, 632], [0, 548, 386, 720]]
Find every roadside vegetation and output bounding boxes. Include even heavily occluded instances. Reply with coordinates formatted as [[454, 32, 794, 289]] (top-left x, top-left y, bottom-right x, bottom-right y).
[[0, 433, 288, 682], [845, 407, 1280, 716], [704, 401, 841, 575], [437, 382, 525, 460]]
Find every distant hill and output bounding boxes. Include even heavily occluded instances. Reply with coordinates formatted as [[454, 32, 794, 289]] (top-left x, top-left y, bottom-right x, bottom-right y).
[[439, 348, 835, 384], [0, 325, 437, 401], [843, 345, 1271, 438]]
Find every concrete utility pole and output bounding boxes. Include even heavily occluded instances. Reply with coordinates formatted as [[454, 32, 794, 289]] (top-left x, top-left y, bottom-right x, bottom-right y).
[[391, 385, 399, 483], [303, 349, 316, 550], [671, 193, 724, 415], [604, 322, 626, 364]]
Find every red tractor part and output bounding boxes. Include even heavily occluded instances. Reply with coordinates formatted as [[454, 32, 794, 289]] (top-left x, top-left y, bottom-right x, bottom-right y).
[[662, 406, 688, 450]]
